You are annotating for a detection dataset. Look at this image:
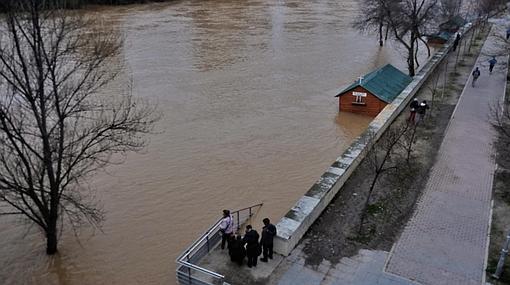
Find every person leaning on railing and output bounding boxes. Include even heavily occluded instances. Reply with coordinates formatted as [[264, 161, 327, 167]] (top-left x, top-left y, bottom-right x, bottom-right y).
[[219, 209, 234, 250]]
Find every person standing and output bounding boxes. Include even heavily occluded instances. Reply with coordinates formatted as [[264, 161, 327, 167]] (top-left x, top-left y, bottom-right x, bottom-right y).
[[242, 225, 260, 268], [219, 209, 234, 250], [228, 235, 246, 266], [506, 27, 510, 40], [408, 98, 419, 124], [452, 33, 461, 51], [259, 218, 277, 262], [489, 56, 497, 74], [416, 100, 429, 123]]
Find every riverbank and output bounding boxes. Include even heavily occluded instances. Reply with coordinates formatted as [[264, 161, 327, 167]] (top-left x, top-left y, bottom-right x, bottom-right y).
[[300, 23, 490, 267]]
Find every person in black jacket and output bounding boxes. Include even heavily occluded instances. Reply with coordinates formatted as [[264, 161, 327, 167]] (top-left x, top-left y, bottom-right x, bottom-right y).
[[242, 225, 260, 268], [259, 218, 277, 262], [416, 100, 430, 123], [408, 98, 419, 124], [228, 235, 246, 266]]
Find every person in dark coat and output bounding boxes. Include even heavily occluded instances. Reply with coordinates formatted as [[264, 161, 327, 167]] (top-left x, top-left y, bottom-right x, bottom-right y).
[[416, 100, 429, 123], [472, 67, 481, 87], [408, 98, 419, 124], [228, 235, 246, 266], [489, 56, 497, 74], [242, 225, 260, 268], [452, 33, 461, 51], [259, 218, 277, 262]]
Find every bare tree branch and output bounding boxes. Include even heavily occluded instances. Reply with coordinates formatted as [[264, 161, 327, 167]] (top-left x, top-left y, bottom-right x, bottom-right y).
[[0, 0, 158, 254]]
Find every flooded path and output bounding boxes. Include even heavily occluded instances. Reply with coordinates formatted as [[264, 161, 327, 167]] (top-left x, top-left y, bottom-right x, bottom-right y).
[[0, 0, 416, 284]]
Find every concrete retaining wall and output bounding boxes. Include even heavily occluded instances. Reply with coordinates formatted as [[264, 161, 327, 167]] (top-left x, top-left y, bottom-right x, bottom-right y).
[[273, 23, 473, 256]]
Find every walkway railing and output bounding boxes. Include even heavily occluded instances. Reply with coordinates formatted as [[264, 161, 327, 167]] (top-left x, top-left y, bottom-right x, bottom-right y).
[[176, 203, 263, 285]]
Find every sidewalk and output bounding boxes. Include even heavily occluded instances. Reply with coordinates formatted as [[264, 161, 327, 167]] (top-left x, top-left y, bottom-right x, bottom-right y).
[[384, 21, 508, 285], [268, 19, 508, 285], [386, 20, 507, 284]]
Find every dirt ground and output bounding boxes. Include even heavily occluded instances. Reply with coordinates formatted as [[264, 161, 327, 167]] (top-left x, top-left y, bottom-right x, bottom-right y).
[[300, 26, 491, 267], [486, 62, 510, 285]]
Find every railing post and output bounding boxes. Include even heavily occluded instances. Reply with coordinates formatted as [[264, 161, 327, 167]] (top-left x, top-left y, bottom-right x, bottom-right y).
[[186, 255, 191, 283], [236, 211, 240, 231], [176, 203, 262, 285]]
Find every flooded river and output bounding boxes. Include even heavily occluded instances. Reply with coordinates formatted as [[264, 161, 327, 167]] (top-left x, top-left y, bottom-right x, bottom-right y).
[[0, 0, 415, 284]]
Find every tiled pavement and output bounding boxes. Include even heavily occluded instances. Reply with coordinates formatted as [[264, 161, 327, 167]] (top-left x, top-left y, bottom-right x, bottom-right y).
[[275, 18, 509, 285], [384, 22, 508, 285], [277, 249, 417, 285]]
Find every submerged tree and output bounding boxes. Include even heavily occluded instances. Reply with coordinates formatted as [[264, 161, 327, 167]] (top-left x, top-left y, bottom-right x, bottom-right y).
[[381, 0, 438, 76], [439, 0, 462, 20], [354, 0, 389, 47], [0, 0, 157, 254]]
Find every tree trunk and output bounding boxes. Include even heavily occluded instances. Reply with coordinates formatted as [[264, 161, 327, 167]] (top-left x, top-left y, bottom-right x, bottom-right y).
[[359, 171, 380, 234], [406, 125, 417, 163], [407, 41, 416, 77], [379, 22, 384, 46], [46, 218, 58, 254]]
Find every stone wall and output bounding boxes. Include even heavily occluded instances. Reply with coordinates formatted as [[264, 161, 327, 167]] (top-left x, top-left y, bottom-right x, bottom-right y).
[[273, 23, 473, 256]]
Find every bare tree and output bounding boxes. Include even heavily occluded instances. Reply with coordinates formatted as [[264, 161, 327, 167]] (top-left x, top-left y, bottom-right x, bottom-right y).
[[400, 122, 418, 163], [491, 101, 510, 143], [477, 0, 506, 20], [439, 0, 462, 20], [0, 0, 157, 254], [380, 0, 439, 76], [353, 0, 389, 47], [359, 123, 409, 233]]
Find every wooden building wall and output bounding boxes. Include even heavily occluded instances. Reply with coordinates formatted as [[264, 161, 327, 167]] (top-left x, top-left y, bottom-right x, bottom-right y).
[[338, 86, 388, 117]]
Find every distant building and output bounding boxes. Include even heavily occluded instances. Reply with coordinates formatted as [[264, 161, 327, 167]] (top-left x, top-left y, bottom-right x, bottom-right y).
[[428, 16, 467, 45], [428, 31, 451, 45], [335, 64, 412, 117], [439, 15, 467, 33]]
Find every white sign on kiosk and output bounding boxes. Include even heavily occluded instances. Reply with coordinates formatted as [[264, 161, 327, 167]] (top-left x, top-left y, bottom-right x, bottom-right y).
[[352, 91, 367, 97]]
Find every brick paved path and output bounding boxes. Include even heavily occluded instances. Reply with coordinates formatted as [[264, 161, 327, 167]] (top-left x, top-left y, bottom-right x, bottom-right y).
[[385, 24, 508, 285]]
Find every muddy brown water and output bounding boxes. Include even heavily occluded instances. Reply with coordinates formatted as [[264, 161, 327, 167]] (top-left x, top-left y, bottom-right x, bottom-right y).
[[0, 0, 421, 284]]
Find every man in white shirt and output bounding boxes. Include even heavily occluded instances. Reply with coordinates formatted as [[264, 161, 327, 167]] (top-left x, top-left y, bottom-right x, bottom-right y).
[[219, 209, 234, 249]]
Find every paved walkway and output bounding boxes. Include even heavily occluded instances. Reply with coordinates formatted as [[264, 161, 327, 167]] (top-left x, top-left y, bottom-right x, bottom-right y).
[[384, 22, 508, 285], [272, 19, 509, 285]]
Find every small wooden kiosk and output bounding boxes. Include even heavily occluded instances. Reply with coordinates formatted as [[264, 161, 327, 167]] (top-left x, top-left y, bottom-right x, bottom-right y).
[[335, 64, 412, 117]]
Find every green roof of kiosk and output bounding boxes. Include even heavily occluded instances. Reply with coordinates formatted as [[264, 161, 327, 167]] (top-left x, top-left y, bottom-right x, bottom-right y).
[[335, 64, 412, 103]]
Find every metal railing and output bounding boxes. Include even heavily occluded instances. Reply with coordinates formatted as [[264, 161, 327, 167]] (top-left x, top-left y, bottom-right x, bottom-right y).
[[176, 203, 263, 285]]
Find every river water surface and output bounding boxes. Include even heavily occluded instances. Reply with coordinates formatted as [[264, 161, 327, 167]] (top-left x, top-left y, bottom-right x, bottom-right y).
[[0, 0, 415, 284]]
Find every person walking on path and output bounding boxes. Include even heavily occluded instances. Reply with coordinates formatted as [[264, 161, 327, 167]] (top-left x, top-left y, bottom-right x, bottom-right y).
[[416, 100, 430, 123], [242, 225, 261, 268], [472, 67, 481, 87], [489, 56, 497, 74], [506, 27, 510, 40], [219, 209, 234, 250], [408, 98, 419, 124], [259, 218, 277, 262]]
